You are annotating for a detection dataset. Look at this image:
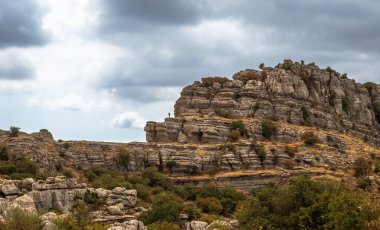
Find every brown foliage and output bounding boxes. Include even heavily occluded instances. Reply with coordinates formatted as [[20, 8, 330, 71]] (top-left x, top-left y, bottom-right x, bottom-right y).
[[201, 77, 230, 87]]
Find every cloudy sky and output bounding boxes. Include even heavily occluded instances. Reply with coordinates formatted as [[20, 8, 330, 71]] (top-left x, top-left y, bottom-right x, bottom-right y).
[[1, 0, 380, 142]]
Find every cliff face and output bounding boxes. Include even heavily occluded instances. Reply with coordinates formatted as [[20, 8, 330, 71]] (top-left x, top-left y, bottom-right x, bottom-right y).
[[1, 60, 380, 191], [170, 60, 380, 145]]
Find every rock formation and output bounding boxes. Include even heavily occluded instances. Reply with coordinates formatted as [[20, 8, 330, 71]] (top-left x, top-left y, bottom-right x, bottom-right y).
[[1, 60, 380, 191], [1, 60, 380, 229]]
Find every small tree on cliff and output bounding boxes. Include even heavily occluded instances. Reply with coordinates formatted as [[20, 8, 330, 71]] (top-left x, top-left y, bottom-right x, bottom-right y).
[[116, 148, 131, 172]]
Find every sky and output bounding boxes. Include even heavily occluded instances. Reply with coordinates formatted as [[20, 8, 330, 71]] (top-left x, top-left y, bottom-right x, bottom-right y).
[[0, 0, 380, 142]]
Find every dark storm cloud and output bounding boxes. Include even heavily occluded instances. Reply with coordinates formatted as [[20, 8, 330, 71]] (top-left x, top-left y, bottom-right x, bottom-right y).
[[0, 52, 35, 80], [97, 0, 206, 33], [212, 0, 380, 53], [96, 0, 380, 102], [0, 0, 48, 48]]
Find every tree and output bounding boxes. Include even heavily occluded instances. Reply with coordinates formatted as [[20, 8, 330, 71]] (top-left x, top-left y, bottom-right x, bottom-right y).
[[116, 148, 131, 171], [9, 126, 20, 137], [139, 193, 184, 225], [261, 120, 276, 140]]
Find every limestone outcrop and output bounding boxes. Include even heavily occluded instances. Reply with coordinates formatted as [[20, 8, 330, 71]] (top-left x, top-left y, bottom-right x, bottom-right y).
[[174, 60, 380, 139], [0, 176, 139, 222], [0, 60, 379, 192]]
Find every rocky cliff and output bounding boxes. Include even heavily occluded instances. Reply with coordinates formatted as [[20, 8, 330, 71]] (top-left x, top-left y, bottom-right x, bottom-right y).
[[1, 60, 380, 192]]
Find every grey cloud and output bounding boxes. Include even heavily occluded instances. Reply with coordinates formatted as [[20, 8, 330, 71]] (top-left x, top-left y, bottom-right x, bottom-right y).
[[95, 0, 380, 104], [97, 0, 206, 34], [212, 0, 380, 53], [0, 0, 48, 48], [0, 52, 36, 80]]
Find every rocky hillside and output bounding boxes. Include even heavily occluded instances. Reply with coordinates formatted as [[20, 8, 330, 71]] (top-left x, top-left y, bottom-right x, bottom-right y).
[[1, 60, 380, 229], [1, 60, 380, 188]]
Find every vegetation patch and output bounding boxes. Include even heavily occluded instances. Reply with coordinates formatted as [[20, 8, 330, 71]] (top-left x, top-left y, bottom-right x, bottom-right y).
[[363, 82, 376, 92], [116, 148, 131, 171], [235, 176, 380, 230], [201, 77, 230, 87], [261, 120, 277, 140], [251, 143, 267, 167], [301, 130, 320, 146], [342, 95, 350, 114], [229, 120, 246, 142], [354, 157, 371, 177], [233, 70, 260, 84], [0, 157, 39, 179], [9, 126, 20, 137], [0, 208, 41, 230], [301, 106, 310, 124], [284, 144, 298, 157], [373, 101, 380, 123], [0, 145, 9, 161]]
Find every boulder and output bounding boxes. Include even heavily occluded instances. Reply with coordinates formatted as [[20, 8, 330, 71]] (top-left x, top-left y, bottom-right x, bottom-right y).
[[40, 212, 58, 230], [186, 220, 208, 230], [0, 180, 20, 196], [9, 194, 37, 214], [107, 220, 147, 230]]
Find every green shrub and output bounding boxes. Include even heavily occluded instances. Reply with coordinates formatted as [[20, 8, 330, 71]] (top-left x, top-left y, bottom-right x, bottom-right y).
[[236, 176, 380, 230], [72, 201, 92, 229], [357, 178, 372, 190], [135, 184, 153, 202], [301, 131, 320, 146], [261, 120, 276, 140], [301, 106, 310, 124], [116, 148, 131, 171], [175, 185, 197, 201], [197, 197, 223, 214], [141, 167, 173, 189], [165, 160, 177, 174], [0, 158, 38, 177], [54, 213, 107, 230], [0, 208, 41, 230], [128, 175, 149, 185], [342, 96, 350, 114], [0, 145, 9, 161], [85, 166, 133, 189], [251, 143, 267, 167], [84, 191, 99, 204], [364, 82, 376, 92], [139, 193, 184, 225], [147, 221, 181, 230], [9, 173, 35, 180], [182, 205, 201, 221], [89, 173, 132, 190], [195, 185, 246, 215], [9, 126, 20, 137], [230, 120, 245, 136], [354, 157, 371, 177]]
